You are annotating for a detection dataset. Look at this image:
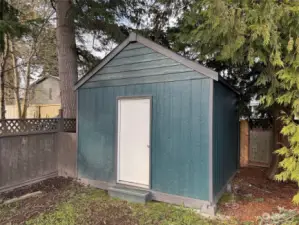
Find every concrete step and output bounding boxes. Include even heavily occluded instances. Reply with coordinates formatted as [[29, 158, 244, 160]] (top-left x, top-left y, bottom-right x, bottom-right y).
[[108, 186, 152, 204]]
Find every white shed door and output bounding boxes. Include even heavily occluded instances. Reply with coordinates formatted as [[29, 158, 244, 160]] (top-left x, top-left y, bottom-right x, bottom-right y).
[[117, 98, 151, 188]]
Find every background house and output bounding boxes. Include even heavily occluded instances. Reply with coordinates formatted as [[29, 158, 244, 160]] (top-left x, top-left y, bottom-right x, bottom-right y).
[[75, 33, 239, 215], [30, 75, 61, 105], [28, 75, 61, 118], [5, 75, 61, 118]]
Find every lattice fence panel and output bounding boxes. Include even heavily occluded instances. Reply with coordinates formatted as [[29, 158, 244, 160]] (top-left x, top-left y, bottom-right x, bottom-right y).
[[0, 119, 59, 135], [63, 119, 76, 132]]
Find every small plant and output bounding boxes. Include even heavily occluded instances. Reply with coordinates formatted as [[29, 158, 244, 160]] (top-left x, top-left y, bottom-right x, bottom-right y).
[[258, 207, 298, 225], [219, 192, 241, 204], [254, 198, 264, 203]]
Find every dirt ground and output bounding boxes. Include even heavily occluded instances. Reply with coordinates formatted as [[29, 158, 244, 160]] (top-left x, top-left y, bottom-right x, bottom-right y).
[[218, 167, 299, 222], [0, 177, 78, 224]]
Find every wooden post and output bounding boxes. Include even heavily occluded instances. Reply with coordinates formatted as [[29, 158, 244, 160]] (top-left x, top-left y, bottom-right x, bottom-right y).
[[38, 105, 41, 118], [59, 109, 63, 132], [240, 120, 249, 167]]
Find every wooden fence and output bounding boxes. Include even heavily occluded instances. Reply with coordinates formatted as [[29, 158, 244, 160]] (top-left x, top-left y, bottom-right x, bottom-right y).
[[5, 104, 61, 119], [249, 129, 273, 166], [0, 133, 58, 192], [0, 132, 77, 193], [240, 119, 274, 167], [57, 132, 77, 178], [0, 118, 77, 193]]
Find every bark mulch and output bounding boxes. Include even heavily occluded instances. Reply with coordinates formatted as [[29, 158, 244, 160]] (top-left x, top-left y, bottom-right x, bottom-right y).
[[0, 177, 80, 225], [218, 167, 299, 223], [3, 168, 294, 224]]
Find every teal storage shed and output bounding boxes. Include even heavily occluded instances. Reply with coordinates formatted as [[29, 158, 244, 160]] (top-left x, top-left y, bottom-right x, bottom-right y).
[[74, 33, 239, 214]]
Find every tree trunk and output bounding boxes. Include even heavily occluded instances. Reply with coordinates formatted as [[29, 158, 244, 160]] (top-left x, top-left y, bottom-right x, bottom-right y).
[[0, 34, 9, 119], [0, 62, 5, 119], [266, 109, 288, 180], [9, 38, 21, 118], [21, 61, 31, 119], [56, 0, 78, 118], [267, 116, 281, 180]]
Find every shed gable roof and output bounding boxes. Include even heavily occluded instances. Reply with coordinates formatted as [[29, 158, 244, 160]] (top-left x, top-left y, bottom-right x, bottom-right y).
[[74, 33, 219, 90]]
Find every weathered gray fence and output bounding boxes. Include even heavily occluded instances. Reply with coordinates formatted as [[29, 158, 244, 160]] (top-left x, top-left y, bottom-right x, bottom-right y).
[[249, 129, 273, 166], [0, 118, 77, 193], [56, 132, 77, 178], [0, 133, 57, 192], [240, 119, 274, 168]]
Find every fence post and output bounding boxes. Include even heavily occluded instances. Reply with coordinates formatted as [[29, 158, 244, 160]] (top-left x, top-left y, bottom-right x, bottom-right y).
[[240, 120, 249, 167], [59, 109, 64, 132], [38, 105, 41, 118]]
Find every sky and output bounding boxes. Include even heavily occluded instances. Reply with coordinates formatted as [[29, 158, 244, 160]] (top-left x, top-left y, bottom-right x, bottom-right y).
[[80, 34, 116, 59], [80, 1, 179, 60]]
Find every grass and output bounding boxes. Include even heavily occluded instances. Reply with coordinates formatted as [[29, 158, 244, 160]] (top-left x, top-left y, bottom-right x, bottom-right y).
[[21, 186, 231, 225], [218, 192, 242, 204]]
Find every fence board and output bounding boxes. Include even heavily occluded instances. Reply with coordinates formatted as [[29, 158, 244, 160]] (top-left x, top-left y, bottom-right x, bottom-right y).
[[56, 132, 77, 178], [249, 129, 273, 166], [240, 120, 249, 167], [4, 104, 60, 119], [39, 105, 60, 118], [0, 134, 57, 191]]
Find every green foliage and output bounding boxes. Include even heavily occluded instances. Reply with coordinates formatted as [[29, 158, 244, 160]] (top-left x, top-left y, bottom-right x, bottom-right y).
[[218, 192, 242, 204], [257, 207, 298, 225], [71, 0, 147, 73], [179, 0, 299, 203], [0, 0, 29, 52]]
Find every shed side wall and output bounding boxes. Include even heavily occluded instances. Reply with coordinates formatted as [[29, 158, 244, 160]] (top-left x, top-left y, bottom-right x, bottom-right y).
[[213, 81, 238, 199], [78, 79, 210, 201]]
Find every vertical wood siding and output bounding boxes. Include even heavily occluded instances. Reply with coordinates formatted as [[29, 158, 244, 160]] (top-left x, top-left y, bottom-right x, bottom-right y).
[[213, 82, 239, 198], [78, 79, 211, 201]]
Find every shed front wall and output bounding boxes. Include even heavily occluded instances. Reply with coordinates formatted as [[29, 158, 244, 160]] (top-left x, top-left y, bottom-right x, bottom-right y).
[[213, 82, 239, 200], [78, 79, 211, 201]]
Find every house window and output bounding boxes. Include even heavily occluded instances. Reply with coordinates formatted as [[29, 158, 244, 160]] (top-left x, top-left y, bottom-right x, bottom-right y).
[[49, 88, 52, 100]]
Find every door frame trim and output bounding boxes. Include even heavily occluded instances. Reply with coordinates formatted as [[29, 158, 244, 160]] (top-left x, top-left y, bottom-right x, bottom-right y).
[[115, 96, 152, 189]]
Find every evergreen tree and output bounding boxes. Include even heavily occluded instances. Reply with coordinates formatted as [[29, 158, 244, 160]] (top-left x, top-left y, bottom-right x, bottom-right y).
[[73, 0, 146, 71], [0, 0, 28, 118], [53, 0, 146, 117], [137, 0, 261, 118], [179, 0, 299, 202]]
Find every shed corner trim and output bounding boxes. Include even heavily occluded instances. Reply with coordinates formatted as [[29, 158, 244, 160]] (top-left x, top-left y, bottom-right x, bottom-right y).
[[209, 79, 214, 203]]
